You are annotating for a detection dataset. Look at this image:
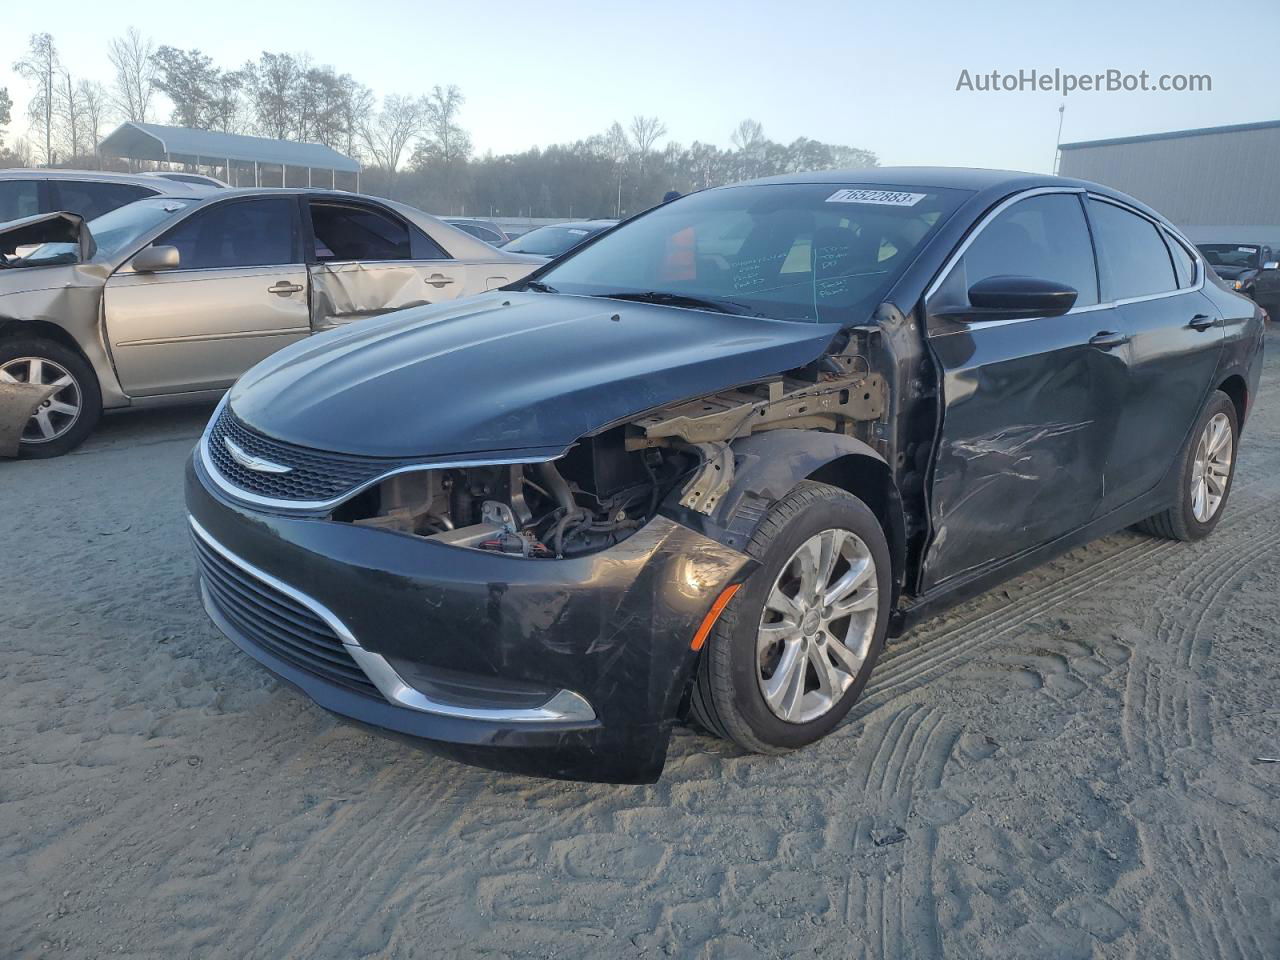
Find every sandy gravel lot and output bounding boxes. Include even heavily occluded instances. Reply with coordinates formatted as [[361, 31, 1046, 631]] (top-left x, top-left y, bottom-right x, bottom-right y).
[[4, 335, 1280, 960]]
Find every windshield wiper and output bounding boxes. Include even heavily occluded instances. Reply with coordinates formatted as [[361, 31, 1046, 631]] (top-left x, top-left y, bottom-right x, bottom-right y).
[[590, 291, 751, 315], [525, 279, 559, 293]]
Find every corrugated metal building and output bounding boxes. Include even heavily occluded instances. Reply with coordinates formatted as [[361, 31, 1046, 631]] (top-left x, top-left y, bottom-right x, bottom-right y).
[[1058, 119, 1280, 246]]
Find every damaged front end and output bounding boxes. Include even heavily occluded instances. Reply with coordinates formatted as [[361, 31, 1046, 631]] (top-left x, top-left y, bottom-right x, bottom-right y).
[[329, 342, 886, 563]]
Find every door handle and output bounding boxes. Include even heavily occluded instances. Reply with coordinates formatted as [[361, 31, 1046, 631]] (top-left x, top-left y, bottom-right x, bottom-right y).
[[425, 274, 455, 288], [1088, 330, 1130, 349], [1188, 314, 1217, 331], [268, 282, 304, 296]]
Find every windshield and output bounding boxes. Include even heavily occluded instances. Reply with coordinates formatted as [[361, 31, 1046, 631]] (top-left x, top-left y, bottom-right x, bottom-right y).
[[23, 197, 194, 265], [1197, 244, 1260, 269], [534, 182, 969, 323], [506, 225, 606, 257]]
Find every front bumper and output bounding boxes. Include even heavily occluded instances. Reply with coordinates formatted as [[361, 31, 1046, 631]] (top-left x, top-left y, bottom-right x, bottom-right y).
[[185, 455, 752, 783]]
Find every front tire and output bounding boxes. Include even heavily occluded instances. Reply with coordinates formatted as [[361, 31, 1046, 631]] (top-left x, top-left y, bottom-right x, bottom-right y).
[[1137, 389, 1237, 541], [690, 481, 892, 754], [0, 337, 102, 459]]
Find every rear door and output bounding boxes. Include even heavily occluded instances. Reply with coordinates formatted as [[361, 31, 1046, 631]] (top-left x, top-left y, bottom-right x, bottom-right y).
[[103, 196, 309, 396], [305, 199, 467, 331], [920, 190, 1128, 591], [1086, 198, 1224, 511]]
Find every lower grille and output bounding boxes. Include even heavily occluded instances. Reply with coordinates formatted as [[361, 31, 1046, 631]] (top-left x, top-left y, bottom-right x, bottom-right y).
[[192, 530, 379, 697]]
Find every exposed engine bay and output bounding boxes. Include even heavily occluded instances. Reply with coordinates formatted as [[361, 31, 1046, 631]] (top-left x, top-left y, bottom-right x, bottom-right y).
[[333, 344, 886, 558]]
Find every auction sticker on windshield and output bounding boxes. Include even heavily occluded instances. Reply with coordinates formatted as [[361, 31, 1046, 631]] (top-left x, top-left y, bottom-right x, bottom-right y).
[[826, 189, 926, 206]]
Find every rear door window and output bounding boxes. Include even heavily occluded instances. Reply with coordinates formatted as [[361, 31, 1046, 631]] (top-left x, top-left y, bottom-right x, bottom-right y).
[[155, 198, 298, 270], [309, 202, 449, 261], [0, 180, 42, 221], [1088, 199, 1178, 301], [959, 193, 1099, 307], [53, 181, 155, 221], [1163, 231, 1197, 288]]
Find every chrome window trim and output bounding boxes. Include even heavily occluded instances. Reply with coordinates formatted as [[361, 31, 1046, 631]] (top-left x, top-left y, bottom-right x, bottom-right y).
[[189, 515, 596, 723], [924, 186, 1205, 334], [198, 394, 555, 513]]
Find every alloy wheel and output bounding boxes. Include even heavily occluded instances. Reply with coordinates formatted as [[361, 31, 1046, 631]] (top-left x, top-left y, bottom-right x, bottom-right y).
[[756, 528, 879, 724], [0, 357, 83, 443], [1191, 411, 1232, 523]]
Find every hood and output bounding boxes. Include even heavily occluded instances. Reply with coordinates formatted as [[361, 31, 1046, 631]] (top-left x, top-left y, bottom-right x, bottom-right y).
[[230, 291, 841, 458], [0, 210, 95, 261]]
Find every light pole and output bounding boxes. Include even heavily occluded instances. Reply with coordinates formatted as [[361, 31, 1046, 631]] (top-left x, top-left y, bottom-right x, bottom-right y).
[[1053, 103, 1066, 175]]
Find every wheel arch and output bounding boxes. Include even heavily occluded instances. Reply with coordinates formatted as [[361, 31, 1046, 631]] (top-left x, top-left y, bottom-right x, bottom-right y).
[[686, 429, 907, 607], [0, 317, 91, 362], [1216, 374, 1248, 431]]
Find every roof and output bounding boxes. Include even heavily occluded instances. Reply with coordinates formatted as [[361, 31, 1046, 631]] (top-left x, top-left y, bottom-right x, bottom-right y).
[[0, 168, 198, 193], [1060, 119, 1280, 151], [740, 166, 1054, 190], [99, 122, 360, 173]]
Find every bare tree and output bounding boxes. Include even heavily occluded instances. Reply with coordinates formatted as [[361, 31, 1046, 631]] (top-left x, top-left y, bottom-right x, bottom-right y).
[[359, 94, 425, 194], [107, 28, 155, 123], [79, 80, 110, 165], [0, 87, 11, 151], [605, 121, 630, 217], [420, 85, 470, 166], [56, 70, 85, 160], [629, 115, 667, 178], [339, 80, 374, 159], [731, 118, 767, 178], [13, 33, 59, 164]]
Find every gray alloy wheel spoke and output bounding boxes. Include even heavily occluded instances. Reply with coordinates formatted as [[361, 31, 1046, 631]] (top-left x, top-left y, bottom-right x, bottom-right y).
[[824, 554, 873, 608], [756, 527, 879, 725], [1192, 412, 1232, 523], [764, 639, 807, 716]]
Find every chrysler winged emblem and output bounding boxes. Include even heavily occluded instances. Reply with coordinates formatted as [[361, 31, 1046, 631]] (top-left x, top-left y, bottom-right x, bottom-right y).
[[224, 437, 293, 474]]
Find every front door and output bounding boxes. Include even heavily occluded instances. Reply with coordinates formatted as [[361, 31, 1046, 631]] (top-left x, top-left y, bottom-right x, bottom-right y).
[[1086, 199, 1225, 510], [104, 196, 309, 396], [920, 191, 1128, 592], [305, 199, 467, 331]]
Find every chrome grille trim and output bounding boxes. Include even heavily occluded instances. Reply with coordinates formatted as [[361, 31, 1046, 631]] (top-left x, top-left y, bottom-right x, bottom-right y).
[[198, 395, 555, 513]]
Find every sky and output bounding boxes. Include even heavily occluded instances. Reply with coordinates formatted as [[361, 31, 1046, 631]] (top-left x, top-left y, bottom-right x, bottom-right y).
[[2, 0, 1276, 173]]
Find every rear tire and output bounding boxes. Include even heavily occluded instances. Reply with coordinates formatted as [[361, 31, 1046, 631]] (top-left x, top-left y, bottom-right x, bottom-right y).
[[1136, 390, 1237, 542], [690, 481, 892, 754], [0, 336, 102, 459]]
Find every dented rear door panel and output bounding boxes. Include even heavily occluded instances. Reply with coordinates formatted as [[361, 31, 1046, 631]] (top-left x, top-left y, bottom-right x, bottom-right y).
[[309, 260, 467, 332]]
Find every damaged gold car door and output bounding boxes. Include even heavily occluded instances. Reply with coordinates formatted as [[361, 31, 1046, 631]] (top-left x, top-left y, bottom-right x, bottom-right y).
[[306, 199, 468, 332], [102, 197, 310, 397], [308, 259, 467, 332]]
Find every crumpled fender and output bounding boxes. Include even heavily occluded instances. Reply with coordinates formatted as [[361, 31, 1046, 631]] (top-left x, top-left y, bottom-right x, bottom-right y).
[[662, 428, 906, 601]]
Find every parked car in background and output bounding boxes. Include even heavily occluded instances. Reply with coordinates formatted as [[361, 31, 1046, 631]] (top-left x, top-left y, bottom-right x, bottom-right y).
[[1196, 242, 1280, 317], [0, 189, 543, 456], [501, 220, 617, 257], [185, 167, 1263, 783], [0, 169, 196, 224], [443, 217, 510, 246], [142, 172, 230, 188]]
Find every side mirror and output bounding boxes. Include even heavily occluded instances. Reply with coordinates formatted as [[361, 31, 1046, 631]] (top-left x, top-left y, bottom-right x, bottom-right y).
[[1263, 261, 1279, 272], [963, 275, 1078, 319], [132, 245, 180, 273]]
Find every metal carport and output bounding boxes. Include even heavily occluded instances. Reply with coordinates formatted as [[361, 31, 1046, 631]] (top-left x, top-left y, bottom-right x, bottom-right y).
[[99, 122, 361, 190]]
